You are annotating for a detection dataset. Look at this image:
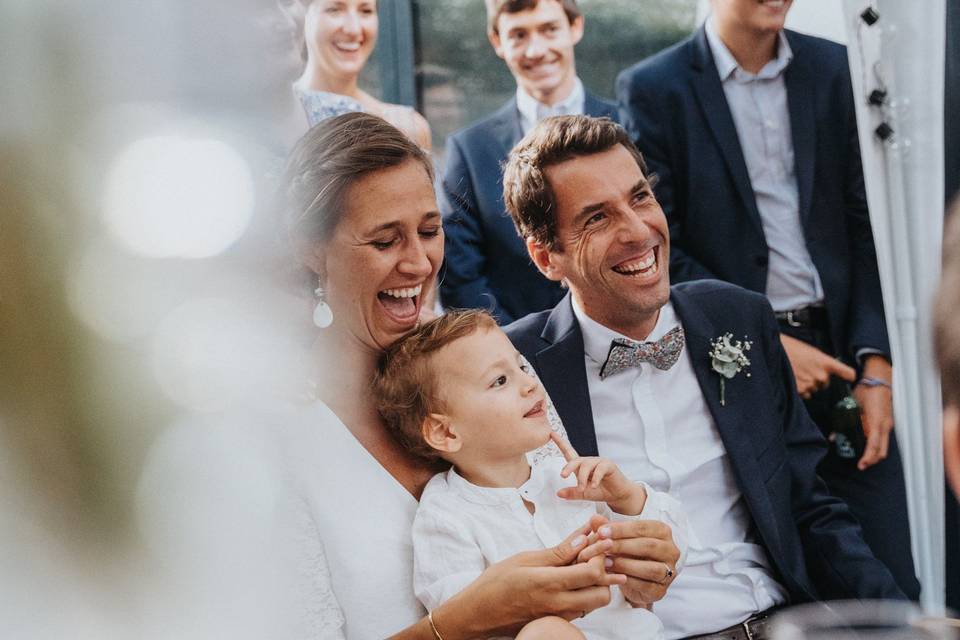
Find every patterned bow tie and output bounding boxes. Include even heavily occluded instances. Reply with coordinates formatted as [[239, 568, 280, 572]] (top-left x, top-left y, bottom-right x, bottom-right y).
[[599, 326, 685, 380]]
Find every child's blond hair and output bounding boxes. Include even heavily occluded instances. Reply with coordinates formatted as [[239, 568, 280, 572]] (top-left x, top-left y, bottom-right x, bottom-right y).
[[374, 309, 499, 466]]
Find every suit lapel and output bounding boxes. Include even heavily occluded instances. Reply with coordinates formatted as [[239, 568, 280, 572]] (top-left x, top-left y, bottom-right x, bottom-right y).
[[671, 288, 754, 465], [490, 98, 523, 157], [784, 31, 816, 227], [688, 28, 765, 239], [584, 92, 618, 120], [535, 295, 599, 457], [670, 287, 786, 561]]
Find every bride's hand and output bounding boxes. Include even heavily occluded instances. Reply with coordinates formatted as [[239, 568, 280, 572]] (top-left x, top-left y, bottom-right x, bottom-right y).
[[431, 521, 625, 639], [583, 518, 680, 608]]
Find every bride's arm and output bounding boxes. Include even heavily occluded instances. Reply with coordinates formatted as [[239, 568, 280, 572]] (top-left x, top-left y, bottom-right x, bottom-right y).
[[389, 523, 624, 640]]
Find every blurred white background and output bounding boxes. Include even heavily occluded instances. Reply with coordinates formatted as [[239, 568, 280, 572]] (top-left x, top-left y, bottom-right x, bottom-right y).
[[0, 1, 314, 636]]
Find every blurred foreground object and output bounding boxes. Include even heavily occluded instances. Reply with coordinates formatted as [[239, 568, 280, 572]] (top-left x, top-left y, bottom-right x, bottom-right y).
[[1, 0, 312, 636], [935, 205, 960, 501], [771, 600, 959, 639]]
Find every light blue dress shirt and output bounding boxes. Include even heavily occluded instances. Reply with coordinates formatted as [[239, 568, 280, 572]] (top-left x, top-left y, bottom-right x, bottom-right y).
[[704, 19, 825, 312], [516, 76, 586, 136]]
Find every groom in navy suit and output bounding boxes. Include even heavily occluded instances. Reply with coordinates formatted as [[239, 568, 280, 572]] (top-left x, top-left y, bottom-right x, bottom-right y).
[[502, 115, 904, 639], [439, 0, 618, 324], [615, 0, 918, 599]]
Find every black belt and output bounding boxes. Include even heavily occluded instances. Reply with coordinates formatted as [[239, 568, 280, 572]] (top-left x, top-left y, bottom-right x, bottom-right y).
[[682, 610, 776, 640], [774, 306, 828, 330]]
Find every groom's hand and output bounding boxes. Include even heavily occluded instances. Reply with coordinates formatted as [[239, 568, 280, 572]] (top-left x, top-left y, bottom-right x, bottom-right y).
[[578, 515, 680, 607]]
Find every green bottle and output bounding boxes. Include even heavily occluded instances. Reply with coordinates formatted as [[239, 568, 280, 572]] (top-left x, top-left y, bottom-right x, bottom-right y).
[[831, 391, 866, 460]]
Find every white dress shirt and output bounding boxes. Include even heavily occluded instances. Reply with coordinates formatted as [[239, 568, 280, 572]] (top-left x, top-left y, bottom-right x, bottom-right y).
[[572, 299, 788, 639], [704, 18, 824, 312], [517, 77, 586, 135], [413, 456, 688, 640]]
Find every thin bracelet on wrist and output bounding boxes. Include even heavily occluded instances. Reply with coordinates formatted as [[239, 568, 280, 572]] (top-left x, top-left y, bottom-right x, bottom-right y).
[[858, 375, 891, 389], [427, 610, 446, 640]]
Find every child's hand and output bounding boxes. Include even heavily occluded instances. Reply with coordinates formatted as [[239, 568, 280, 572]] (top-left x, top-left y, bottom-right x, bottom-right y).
[[551, 433, 648, 515]]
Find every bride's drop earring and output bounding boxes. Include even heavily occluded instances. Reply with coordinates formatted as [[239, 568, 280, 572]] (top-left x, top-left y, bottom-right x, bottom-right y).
[[313, 283, 333, 328]]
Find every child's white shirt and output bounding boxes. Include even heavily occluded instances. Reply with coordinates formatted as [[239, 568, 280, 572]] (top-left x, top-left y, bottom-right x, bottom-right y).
[[412, 457, 689, 640]]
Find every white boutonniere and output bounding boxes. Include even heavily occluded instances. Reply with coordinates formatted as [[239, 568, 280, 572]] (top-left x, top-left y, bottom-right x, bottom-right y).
[[709, 333, 752, 406]]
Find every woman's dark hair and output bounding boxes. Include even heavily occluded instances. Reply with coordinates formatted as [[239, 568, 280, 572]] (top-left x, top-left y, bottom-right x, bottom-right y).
[[279, 112, 434, 280]]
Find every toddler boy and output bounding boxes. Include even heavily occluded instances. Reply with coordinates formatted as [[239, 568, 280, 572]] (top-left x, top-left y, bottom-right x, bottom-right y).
[[375, 309, 687, 639]]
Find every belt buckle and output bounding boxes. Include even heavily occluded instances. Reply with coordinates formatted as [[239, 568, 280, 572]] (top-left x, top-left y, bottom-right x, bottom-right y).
[[784, 310, 803, 328]]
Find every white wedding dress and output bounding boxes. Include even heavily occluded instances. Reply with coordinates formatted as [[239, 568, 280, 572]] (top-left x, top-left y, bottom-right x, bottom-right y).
[[286, 401, 424, 638], [137, 394, 568, 639]]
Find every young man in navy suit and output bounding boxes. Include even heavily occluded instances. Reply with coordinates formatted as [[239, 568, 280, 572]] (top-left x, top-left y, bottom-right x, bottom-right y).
[[439, 0, 618, 324], [616, 0, 919, 598], [503, 115, 904, 640]]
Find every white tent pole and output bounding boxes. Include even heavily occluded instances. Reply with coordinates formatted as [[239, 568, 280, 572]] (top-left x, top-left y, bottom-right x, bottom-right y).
[[843, 0, 946, 608], [882, 135, 939, 603]]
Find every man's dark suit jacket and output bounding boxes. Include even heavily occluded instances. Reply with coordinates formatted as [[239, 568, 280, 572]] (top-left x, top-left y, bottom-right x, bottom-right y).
[[439, 93, 618, 324], [616, 27, 888, 363], [505, 280, 905, 603]]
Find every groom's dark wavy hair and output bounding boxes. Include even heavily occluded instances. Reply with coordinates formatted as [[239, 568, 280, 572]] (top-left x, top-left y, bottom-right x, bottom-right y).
[[502, 115, 652, 252], [375, 309, 498, 467]]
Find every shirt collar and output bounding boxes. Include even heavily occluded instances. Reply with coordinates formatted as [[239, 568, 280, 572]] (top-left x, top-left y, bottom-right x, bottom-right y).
[[704, 17, 793, 82], [516, 77, 585, 133], [570, 296, 681, 367], [445, 461, 547, 506]]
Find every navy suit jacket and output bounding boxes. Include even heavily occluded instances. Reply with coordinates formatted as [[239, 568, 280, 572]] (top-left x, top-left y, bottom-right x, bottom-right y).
[[616, 28, 889, 363], [439, 93, 619, 324], [505, 280, 904, 603]]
